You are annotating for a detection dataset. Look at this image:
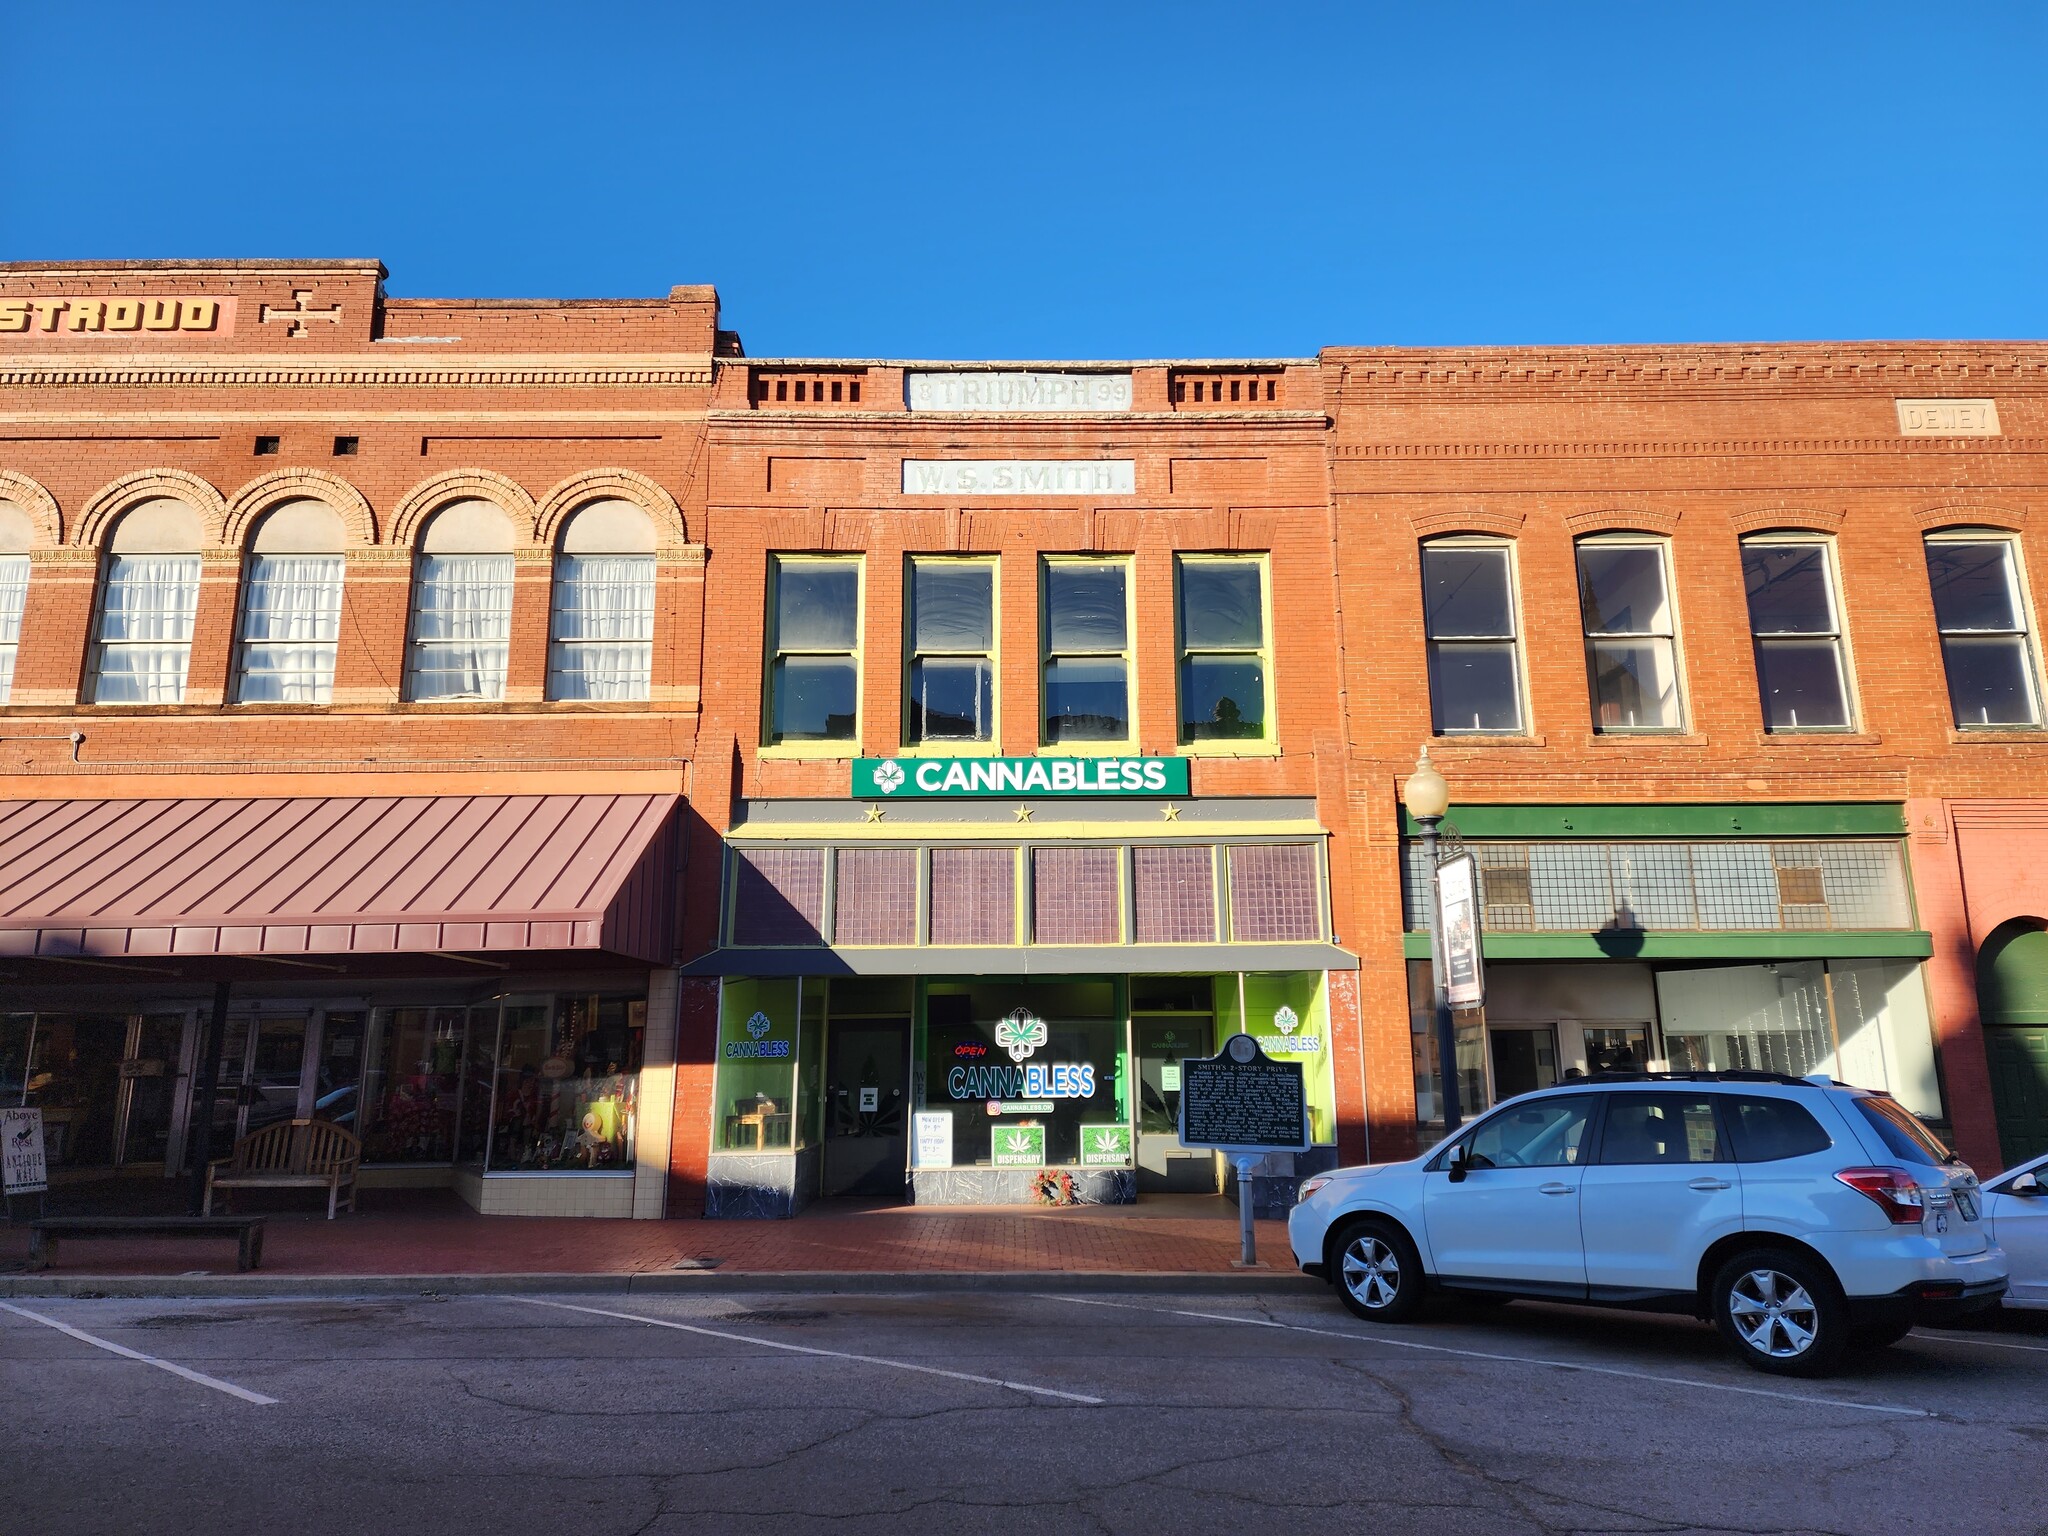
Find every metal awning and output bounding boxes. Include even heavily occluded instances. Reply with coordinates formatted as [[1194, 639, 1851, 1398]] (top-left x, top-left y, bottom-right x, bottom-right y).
[[0, 794, 678, 965]]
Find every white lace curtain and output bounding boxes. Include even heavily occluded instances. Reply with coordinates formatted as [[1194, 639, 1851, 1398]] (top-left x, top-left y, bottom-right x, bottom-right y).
[[408, 554, 514, 700], [548, 555, 654, 700], [235, 555, 346, 704], [92, 554, 202, 703], [0, 556, 27, 703]]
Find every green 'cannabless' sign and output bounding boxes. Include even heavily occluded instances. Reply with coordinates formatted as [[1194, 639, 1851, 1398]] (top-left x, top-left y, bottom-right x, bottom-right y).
[[852, 756, 1189, 799]]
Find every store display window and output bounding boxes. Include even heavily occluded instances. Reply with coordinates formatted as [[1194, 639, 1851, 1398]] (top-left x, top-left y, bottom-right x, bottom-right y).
[[485, 995, 643, 1171], [716, 978, 799, 1150], [919, 980, 1127, 1168]]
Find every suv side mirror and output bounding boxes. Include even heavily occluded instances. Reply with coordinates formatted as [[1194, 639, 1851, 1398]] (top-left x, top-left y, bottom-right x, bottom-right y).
[[2013, 1171, 2044, 1196], [1447, 1142, 1470, 1184]]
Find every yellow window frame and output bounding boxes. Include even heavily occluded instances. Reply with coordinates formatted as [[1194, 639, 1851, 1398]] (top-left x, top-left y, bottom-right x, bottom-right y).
[[1039, 554, 1137, 753], [902, 554, 1000, 755], [1175, 552, 1277, 755], [761, 553, 864, 757]]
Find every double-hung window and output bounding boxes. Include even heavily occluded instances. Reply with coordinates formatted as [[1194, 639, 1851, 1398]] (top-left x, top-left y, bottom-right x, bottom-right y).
[[549, 500, 657, 701], [407, 499, 516, 702], [906, 557, 995, 743], [1925, 533, 2042, 728], [1742, 538, 1852, 731], [1577, 538, 1683, 732], [1422, 541, 1523, 733], [90, 498, 205, 704], [235, 499, 347, 704], [1177, 555, 1270, 743], [766, 555, 860, 745], [1041, 557, 1131, 744]]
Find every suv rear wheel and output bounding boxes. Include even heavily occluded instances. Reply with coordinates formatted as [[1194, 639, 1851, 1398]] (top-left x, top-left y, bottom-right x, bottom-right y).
[[1333, 1219, 1426, 1323], [1711, 1249, 1848, 1377]]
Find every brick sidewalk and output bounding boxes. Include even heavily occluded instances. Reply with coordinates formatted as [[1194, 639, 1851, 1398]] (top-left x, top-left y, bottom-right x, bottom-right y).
[[0, 1192, 1294, 1279]]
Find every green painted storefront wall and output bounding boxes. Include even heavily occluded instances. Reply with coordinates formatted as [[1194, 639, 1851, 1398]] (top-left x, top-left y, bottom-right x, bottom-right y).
[[1402, 930, 1934, 961], [1397, 802, 1906, 840]]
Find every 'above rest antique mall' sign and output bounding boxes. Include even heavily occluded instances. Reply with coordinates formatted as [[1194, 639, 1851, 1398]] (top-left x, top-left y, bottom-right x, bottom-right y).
[[853, 756, 1190, 799]]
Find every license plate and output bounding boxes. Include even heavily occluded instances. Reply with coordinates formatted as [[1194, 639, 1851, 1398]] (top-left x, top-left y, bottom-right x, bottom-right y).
[[1956, 1189, 1979, 1222]]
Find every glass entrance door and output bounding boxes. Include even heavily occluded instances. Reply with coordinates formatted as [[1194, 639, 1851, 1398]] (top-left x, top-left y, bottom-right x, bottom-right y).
[[1582, 1025, 1651, 1076], [824, 1018, 910, 1198], [1135, 1016, 1217, 1193], [114, 1013, 186, 1165], [202, 1014, 309, 1150], [1488, 1025, 1560, 1103]]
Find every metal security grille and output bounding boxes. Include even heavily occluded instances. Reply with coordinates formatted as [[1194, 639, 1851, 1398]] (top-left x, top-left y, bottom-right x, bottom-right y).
[[1402, 839, 1911, 933]]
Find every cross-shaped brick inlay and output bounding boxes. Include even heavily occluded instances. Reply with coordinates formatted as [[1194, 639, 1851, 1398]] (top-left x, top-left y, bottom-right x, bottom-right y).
[[258, 289, 343, 338]]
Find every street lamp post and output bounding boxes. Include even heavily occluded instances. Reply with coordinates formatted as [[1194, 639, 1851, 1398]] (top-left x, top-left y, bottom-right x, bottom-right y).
[[1402, 748, 1462, 1136]]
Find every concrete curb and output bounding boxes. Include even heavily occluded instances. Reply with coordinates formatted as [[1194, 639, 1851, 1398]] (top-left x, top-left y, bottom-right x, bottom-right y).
[[1, 1269, 1326, 1300]]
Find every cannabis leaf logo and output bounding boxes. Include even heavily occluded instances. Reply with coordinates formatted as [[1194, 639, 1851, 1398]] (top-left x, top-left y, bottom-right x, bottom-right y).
[[745, 1011, 772, 1041], [1274, 1006, 1300, 1036], [1002, 1129, 1037, 1157], [872, 760, 906, 794], [995, 1008, 1048, 1062]]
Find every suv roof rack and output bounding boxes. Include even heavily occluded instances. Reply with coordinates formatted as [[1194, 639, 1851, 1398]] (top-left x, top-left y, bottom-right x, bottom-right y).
[[1574, 1069, 1812, 1086]]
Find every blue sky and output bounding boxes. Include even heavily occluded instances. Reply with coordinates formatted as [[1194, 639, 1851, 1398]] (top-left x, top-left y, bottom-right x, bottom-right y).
[[6, 2, 2044, 357]]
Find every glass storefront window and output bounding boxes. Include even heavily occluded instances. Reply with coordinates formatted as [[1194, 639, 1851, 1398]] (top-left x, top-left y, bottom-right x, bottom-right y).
[[717, 978, 799, 1150], [489, 996, 642, 1171], [1240, 972, 1338, 1144], [796, 981, 826, 1148], [359, 1006, 465, 1162], [921, 980, 1126, 1168]]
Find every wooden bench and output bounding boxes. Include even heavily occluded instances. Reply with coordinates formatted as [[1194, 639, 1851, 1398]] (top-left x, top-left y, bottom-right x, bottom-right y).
[[205, 1118, 362, 1219], [28, 1215, 266, 1272]]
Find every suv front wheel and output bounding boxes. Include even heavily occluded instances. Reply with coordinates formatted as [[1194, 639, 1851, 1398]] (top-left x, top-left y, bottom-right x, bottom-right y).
[[1711, 1249, 1848, 1377], [1332, 1219, 1427, 1323]]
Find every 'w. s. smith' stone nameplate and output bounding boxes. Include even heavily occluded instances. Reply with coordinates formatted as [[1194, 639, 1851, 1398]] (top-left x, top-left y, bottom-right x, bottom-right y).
[[853, 756, 1189, 799], [901, 459, 1136, 495]]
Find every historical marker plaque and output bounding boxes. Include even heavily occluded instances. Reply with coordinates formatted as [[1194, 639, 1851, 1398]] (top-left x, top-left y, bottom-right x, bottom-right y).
[[1178, 1035, 1309, 1153]]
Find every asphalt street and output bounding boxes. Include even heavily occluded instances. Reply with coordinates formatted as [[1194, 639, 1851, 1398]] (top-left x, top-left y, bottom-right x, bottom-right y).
[[6, 1287, 2044, 1536]]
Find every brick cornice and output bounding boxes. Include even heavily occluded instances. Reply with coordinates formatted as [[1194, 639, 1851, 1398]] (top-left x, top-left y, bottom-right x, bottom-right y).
[[0, 356, 715, 390], [1324, 344, 2048, 394], [1331, 437, 2048, 460]]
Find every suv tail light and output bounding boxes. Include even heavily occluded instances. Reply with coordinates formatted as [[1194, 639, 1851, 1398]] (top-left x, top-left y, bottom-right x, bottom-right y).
[[1836, 1166, 1927, 1225]]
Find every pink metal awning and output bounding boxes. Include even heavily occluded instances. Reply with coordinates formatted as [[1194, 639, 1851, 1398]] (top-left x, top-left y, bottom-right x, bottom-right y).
[[0, 794, 678, 965]]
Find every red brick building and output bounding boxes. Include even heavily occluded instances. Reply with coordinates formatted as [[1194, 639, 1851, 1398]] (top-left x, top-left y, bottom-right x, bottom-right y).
[[1, 261, 2042, 1225]]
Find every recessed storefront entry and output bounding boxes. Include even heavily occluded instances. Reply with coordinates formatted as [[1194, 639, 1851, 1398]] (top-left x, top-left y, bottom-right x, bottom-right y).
[[824, 1018, 910, 1198]]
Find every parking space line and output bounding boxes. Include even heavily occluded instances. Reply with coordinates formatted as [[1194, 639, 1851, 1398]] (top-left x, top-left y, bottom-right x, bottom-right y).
[[507, 1297, 1104, 1404], [1039, 1295, 1930, 1419], [1908, 1331, 2048, 1355], [0, 1301, 278, 1406]]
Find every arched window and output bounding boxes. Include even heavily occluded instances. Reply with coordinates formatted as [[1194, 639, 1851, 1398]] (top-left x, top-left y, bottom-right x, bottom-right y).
[[548, 500, 656, 700], [407, 499, 515, 701], [89, 498, 204, 704], [0, 501, 32, 702], [235, 500, 347, 704]]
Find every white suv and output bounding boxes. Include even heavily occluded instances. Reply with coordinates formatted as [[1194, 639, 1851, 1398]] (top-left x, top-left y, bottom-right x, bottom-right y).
[[1288, 1073, 2008, 1376]]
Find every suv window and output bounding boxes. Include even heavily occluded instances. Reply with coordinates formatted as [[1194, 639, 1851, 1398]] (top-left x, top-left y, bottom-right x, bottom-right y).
[[1463, 1095, 1595, 1170], [1853, 1096, 1954, 1168], [1597, 1094, 1725, 1164], [1722, 1095, 1831, 1163]]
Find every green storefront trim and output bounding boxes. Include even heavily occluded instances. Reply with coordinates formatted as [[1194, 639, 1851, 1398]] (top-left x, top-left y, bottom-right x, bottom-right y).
[[1397, 802, 1906, 840], [1401, 930, 1935, 961]]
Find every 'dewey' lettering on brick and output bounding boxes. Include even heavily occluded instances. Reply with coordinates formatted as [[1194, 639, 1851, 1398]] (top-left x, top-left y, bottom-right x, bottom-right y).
[[0, 297, 228, 334]]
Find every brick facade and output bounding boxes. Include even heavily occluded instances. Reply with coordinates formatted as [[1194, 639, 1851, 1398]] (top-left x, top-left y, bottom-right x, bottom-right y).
[[4, 260, 2044, 1214]]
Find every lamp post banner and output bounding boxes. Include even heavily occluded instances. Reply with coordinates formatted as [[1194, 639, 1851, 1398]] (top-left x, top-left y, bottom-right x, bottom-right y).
[[853, 756, 1189, 799], [1436, 852, 1485, 1009]]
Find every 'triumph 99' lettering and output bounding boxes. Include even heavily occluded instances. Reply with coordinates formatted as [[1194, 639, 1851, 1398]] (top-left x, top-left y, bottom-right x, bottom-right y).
[[0, 297, 224, 333]]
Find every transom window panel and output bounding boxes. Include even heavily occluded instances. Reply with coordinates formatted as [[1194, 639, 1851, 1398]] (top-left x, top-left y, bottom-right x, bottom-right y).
[[1422, 542, 1523, 734], [768, 556, 860, 744], [928, 847, 1017, 945], [235, 500, 348, 705], [1401, 839, 1912, 933], [832, 847, 917, 945], [1032, 845, 1121, 944], [90, 500, 207, 705], [1743, 540, 1852, 731], [1228, 843, 1323, 942], [1925, 536, 2042, 728], [550, 501, 657, 702], [907, 559, 994, 743], [1577, 540, 1683, 732], [1042, 559, 1130, 744], [731, 846, 826, 946], [0, 555, 26, 703], [1177, 556, 1269, 743], [1134, 844, 1217, 943]]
